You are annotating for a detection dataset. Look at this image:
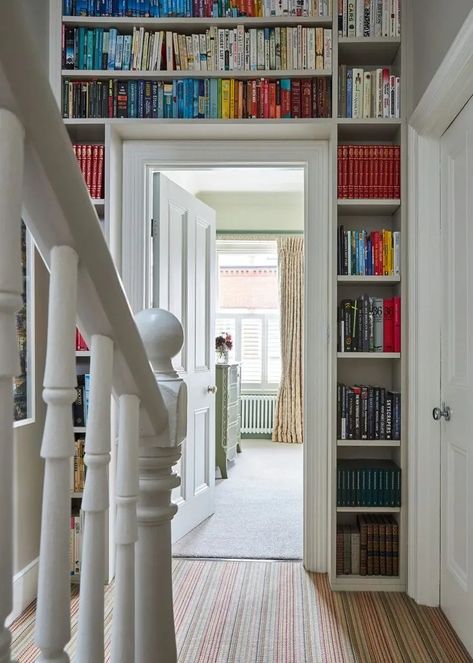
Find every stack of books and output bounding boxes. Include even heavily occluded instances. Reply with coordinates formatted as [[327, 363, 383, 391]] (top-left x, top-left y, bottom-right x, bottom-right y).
[[336, 514, 399, 576], [337, 227, 400, 276], [337, 144, 400, 199], [337, 0, 400, 37], [337, 383, 401, 440], [338, 295, 401, 353], [72, 144, 105, 199], [337, 459, 401, 507], [63, 76, 332, 118], [63, 25, 332, 72], [338, 67, 400, 119], [73, 374, 91, 427]]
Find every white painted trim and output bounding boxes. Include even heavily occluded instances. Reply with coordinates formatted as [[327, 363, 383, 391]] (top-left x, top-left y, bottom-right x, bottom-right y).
[[6, 557, 39, 626], [122, 140, 330, 572], [408, 7, 473, 606]]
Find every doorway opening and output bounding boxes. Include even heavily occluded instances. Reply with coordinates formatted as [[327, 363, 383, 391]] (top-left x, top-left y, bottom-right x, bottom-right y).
[[158, 166, 305, 561]]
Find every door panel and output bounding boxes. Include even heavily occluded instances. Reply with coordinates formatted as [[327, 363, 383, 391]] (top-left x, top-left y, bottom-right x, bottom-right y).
[[153, 173, 216, 543], [440, 96, 473, 656]]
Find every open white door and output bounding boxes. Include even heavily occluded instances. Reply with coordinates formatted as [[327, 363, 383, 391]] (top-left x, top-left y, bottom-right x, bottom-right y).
[[440, 96, 473, 656], [152, 173, 216, 543]]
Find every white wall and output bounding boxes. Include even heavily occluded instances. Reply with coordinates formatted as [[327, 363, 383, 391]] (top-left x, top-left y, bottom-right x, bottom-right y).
[[412, 2, 473, 107], [197, 191, 304, 233]]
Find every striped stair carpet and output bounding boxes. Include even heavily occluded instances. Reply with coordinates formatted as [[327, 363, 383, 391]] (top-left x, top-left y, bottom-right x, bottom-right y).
[[11, 559, 471, 663]]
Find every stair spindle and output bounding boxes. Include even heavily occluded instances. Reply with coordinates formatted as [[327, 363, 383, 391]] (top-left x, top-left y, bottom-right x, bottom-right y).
[[0, 109, 24, 663], [35, 245, 78, 663], [110, 393, 140, 663], [77, 335, 113, 662]]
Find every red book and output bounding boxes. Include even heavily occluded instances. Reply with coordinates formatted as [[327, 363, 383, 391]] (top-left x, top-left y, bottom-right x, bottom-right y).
[[372, 145, 379, 198], [348, 145, 355, 198], [262, 79, 269, 118], [341, 145, 348, 198], [250, 80, 257, 118], [383, 298, 394, 352], [257, 80, 264, 119], [337, 145, 342, 198], [84, 144, 92, 196], [393, 296, 401, 352], [301, 80, 312, 118], [394, 145, 401, 198], [371, 231, 379, 275], [377, 233, 384, 275], [312, 79, 318, 118], [275, 80, 281, 118], [76, 328, 89, 351], [388, 145, 394, 198], [384, 145, 390, 198], [90, 144, 99, 199], [353, 145, 360, 198], [269, 82, 276, 118], [97, 145, 104, 199], [291, 80, 301, 118]]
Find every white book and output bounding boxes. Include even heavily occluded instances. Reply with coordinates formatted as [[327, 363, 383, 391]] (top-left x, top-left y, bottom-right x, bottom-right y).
[[393, 0, 400, 36], [270, 29, 276, 69], [393, 231, 401, 275], [356, 0, 364, 36], [178, 34, 187, 70], [369, 0, 376, 36], [307, 27, 316, 70], [383, 68, 390, 117], [375, 0, 382, 37], [218, 29, 225, 71], [297, 25, 302, 70], [192, 33, 201, 71], [293, 27, 299, 71], [137, 27, 144, 70], [142, 31, 150, 70], [115, 35, 123, 70], [249, 29, 257, 71], [342, 0, 348, 36], [131, 27, 139, 70], [244, 32, 250, 70], [323, 28, 332, 71], [186, 35, 193, 69], [374, 68, 383, 117], [363, 70, 372, 117], [382, 0, 389, 36], [275, 27, 281, 69], [257, 29, 265, 70], [172, 32, 180, 71], [287, 27, 293, 70], [237, 25, 245, 71], [352, 67, 364, 119], [199, 34, 207, 71], [264, 30, 270, 70], [347, 1, 356, 36], [394, 75, 401, 118], [165, 31, 173, 71], [390, 0, 395, 36], [302, 27, 308, 70]]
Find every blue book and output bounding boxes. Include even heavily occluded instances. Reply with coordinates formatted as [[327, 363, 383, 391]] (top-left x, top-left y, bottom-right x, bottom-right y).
[[78, 28, 86, 69], [137, 80, 145, 117], [86, 30, 94, 69], [172, 80, 178, 117], [115, 0, 127, 14], [139, 0, 150, 15], [95, 29, 103, 69], [182, 80, 192, 118], [204, 79, 209, 118], [126, 0, 137, 15], [128, 80, 137, 117], [197, 79, 205, 118], [144, 80, 152, 117], [122, 35, 132, 70], [87, 0, 95, 15], [161, 0, 169, 16], [75, 0, 89, 13], [164, 83, 173, 117], [209, 79, 218, 117], [151, 80, 158, 117], [281, 79, 291, 118], [157, 82, 164, 118], [115, 34, 124, 69], [346, 68, 353, 118], [102, 31, 109, 68], [176, 80, 184, 118], [84, 373, 91, 424], [150, 0, 160, 15], [63, 0, 73, 15], [108, 28, 117, 69]]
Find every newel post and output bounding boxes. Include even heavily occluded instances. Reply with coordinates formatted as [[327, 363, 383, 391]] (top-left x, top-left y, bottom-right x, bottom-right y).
[[134, 309, 187, 663]]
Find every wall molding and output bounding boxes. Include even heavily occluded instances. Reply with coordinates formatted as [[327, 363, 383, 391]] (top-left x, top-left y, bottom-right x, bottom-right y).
[[6, 556, 39, 626], [122, 140, 331, 572], [408, 7, 473, 606]]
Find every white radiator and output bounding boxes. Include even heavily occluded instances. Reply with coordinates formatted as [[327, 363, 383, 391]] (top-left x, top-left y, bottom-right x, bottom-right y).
[[241, 393, 277, 435]]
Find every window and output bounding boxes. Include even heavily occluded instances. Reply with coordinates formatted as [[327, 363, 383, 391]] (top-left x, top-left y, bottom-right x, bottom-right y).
[[216, 240, 281, 390]]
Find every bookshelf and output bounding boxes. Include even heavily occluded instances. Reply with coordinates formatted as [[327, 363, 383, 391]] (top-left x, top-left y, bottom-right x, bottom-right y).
[[49, 0, 406, 592]]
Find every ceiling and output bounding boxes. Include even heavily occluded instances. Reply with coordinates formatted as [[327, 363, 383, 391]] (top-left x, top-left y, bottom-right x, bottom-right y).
[[160, 168, 304, 194]]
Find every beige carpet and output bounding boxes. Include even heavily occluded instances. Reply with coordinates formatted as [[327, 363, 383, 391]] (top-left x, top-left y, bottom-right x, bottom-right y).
[[10, 560, 471, 662], [173, 439, 303, 559]]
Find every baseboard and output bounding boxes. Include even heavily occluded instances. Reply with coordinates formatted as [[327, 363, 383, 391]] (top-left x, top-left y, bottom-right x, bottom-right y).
[[6, 556, 39, 626]]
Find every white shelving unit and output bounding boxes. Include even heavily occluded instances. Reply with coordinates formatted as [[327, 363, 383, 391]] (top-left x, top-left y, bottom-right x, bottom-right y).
[[49, 0, 406, 593]]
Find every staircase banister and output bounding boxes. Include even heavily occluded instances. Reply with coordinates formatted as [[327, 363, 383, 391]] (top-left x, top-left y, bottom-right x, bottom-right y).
[[0, 4, 168, 435]]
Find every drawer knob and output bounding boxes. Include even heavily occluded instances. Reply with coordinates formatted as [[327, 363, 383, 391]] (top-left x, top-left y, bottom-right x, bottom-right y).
[[208, 385, 217, 394]]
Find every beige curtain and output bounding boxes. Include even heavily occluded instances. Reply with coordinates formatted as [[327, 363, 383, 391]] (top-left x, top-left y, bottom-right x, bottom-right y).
[[272, 237, 304, 444]]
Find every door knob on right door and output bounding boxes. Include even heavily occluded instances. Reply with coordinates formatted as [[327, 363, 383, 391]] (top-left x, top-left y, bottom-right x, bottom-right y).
[[432, 403, 451, 421]]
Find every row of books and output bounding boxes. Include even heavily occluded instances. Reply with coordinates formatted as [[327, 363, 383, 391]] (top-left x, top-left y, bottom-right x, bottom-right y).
[[337, 459, 401, 507], [73, 374, 91, 427], [336, 515, 399, 576], [62, 76, 332, 118], [337, 0, 400, 38], [72, 436, 86, 492], [338, 296, 401, 353], [338, 66, 400, 119], [73, 144, 105, 199], [337, 228, 400, 276], [337, 383, 401, 440], [69, 510, 83, 577], [76, 328, 89, 351], [337, 144, 400, 199], [63, 0, 331, 18], [63, 25, 332, 73]]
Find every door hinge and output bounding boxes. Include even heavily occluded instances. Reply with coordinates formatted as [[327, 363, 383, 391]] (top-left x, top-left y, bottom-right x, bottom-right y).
[[151, 218, 158, 238]]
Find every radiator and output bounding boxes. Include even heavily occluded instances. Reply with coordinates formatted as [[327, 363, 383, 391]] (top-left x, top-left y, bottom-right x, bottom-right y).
[[241, 393, 277, 435]]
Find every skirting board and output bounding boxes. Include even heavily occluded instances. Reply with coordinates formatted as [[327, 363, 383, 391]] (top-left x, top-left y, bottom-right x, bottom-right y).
[[6, 556, 39, 626]]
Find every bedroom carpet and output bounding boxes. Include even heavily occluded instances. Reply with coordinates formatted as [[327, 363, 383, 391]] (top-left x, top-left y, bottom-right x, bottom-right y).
[[10, 560, 471, 662], [173, 438, 303, 559]]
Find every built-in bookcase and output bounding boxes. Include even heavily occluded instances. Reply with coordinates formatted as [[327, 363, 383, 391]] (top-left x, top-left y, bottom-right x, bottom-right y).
[[49, 0, 406, 592]]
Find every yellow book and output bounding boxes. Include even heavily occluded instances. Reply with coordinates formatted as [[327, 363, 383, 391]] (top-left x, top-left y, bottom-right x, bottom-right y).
[[230, 79, 235, 119], [221, 79, 230, 119]]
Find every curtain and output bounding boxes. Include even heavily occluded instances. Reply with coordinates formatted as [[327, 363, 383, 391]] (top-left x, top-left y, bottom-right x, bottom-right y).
[[272, 237, 304, 444]]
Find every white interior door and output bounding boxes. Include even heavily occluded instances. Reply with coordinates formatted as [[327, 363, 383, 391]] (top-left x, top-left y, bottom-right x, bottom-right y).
[[440, 96, 473, 656], [152, 173, 216, 544]]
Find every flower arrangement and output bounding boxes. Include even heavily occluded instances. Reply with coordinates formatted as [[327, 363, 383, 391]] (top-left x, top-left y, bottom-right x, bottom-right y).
[[215, 332, 233, 362]]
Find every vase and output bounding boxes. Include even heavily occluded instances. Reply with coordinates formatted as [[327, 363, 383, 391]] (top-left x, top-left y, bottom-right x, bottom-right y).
[[216, 347, 229, 364]]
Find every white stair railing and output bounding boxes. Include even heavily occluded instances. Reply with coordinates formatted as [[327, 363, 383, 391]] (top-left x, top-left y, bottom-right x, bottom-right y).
[[0, 6, 188, 660]]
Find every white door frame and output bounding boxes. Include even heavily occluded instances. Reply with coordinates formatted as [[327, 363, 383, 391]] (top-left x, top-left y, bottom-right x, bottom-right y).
[[122, 140, 330, 572], [408, 10, 473, 606]]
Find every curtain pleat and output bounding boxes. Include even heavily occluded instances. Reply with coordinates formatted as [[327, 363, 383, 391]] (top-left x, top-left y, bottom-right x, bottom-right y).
[[272, 237, 304, 444]]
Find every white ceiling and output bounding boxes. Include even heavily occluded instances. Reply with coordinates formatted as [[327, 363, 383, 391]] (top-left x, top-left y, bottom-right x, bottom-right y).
[[160, 168, 304, 194]]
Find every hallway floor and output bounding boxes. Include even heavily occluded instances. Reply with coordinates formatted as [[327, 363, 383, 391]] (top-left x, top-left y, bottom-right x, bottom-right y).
[[173, 439, 303, 559], [11, 559, 471, 662]]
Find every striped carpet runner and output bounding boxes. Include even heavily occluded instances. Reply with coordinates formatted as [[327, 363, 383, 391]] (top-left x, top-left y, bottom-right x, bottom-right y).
[[10, 559, 471, 662]]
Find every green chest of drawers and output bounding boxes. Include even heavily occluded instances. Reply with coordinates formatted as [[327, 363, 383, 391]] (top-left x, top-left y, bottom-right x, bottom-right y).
[[215, 363, 241, 479]]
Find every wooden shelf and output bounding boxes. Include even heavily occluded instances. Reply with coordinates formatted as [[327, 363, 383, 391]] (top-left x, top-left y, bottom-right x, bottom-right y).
[[337, 352, 400, 359], [75, 350, 90, 357], [337, 439, 401, 447], [337, 199, 401, 215], [71, 491, 83, 498], [337, 506, 401, 513], [62, 68, 332, 79], [62, 15, 334, 29], [338, 37, 401, 65], [337, 118, 401, 141], [337, 275, 400, 284]]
